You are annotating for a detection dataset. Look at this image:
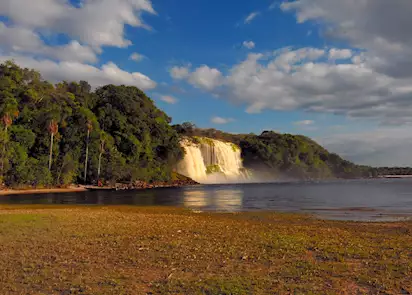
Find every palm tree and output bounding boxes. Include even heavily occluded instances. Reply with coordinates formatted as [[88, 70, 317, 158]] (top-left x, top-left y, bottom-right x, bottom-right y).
[[84, 120, 93, 184], [98, 132, 106, 180], [48, 120, 58, 171], [1, 113, 12, 178]]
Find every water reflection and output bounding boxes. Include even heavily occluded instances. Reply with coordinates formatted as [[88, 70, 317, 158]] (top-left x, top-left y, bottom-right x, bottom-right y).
[[183, 190, 209, 208], [183, 188, 243, 211], [2, 179, 412, 221], [212, 189, 243, 212]]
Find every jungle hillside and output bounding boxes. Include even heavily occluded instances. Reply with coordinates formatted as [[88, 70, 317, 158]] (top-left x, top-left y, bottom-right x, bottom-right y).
[[0, 61, 405, 188]]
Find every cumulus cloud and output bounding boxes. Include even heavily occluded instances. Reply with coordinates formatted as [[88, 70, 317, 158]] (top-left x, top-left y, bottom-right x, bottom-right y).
[[170, 66, 191, 80], [0, 22, 97, 63], [0, 0, 157, 90], [188, 66, 223, 91], [211, 116, 234, 124], [129, 52, 145, 62], [294, 120, 314, 126], [0, 0, 155, 49], [243, 41, 255, 49], [244, 12, 260, 24], [160, 95, 178, 104], [173, 44, 412, 125], [319, 127, 412, 167], [0, 55, 156, 90], [328, 48, 352, 60], [280, 0, 412, 78]]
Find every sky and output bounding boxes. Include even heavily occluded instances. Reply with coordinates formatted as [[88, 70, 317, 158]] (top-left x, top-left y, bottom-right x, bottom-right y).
[[1, 0, 412, 167]]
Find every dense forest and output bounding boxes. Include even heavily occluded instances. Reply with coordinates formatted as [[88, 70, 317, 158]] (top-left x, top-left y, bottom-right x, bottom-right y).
[[0, 61, 410, 188], [172, 123, 402, 179], [0, 61, 183, 188]]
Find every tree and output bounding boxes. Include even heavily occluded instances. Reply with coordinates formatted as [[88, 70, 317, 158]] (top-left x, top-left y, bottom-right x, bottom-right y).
[[0, 113, 12, 180], [98, 131, 108, 180], [84, 120, 92, 184], [48, 120, 58, 171]]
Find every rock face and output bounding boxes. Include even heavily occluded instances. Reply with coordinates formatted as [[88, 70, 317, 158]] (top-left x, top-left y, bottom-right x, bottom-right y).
[[112, 173, 198, 190]]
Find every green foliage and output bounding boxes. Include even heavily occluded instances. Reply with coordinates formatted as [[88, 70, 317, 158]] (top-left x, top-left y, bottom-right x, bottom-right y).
[[206, 165, 221, 174], [0, 61, 184, 187], [231, 143, 240, 152], [174, 125, 376, 179], [193, 136, 215, 146]]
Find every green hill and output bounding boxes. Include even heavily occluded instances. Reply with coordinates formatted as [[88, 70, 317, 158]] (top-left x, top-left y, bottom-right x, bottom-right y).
[[173, 124, 375, 179]]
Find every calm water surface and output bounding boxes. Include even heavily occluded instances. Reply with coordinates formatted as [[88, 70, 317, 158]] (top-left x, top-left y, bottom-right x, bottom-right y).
[[2, 179, 412, 221]]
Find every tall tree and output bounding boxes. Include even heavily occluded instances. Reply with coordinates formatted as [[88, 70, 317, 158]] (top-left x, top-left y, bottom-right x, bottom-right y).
[[84, 120, 92, 184], [48, 120, 58, 171], [1, 113, 12, 179], [98, 132, 107, 180]]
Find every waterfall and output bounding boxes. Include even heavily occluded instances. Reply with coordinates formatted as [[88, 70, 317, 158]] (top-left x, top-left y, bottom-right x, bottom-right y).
[[177, 137, 249, 184]]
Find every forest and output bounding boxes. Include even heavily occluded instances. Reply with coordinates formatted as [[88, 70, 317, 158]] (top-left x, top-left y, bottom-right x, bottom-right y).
[[173, 123, 401, 179], [0, 61, 409, 188], [0, 61, 183, 188]]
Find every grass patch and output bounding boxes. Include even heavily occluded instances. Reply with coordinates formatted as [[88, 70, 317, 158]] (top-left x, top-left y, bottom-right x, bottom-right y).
[[0, 205, 410, 294]]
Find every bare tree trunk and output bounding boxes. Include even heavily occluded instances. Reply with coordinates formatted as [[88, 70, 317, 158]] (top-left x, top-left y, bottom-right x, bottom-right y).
[[1, 126, 8, 179], [98, 151, 102, 179], [84, 129, 90, 184], [49, 133, 54, 171]]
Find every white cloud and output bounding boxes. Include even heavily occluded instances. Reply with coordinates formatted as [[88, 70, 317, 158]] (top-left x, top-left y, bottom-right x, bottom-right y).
[[244, 12, 260, 24], [211, 116, 234, 124], [319, 127, 412, 167], [174, 46, 412, 125], [160, 95, 178, 104], [294, 120, 314, 126], [0, 55, 156, 90], [280, 0, 412, 78], [243, 41, 255, 49], [0, 22, 97, 63], [328, 48, 352, 60], [129, 52, 145, 62], [0, 0, 156, 49], [0, 1, 158, 90], [170, 66, 190, 80], [188, 66, 223, 91]]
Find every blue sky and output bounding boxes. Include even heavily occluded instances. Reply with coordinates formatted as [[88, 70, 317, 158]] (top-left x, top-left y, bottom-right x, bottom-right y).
[[1, 0, 412, 166]]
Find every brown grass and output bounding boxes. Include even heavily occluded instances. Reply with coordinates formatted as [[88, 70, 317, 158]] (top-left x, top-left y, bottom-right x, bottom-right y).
[[0, 205, 411, 294]]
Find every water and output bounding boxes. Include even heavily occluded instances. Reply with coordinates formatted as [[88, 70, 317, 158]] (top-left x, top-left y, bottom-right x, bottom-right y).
[[2, 179, 412, 221], [177, 138, 247, 183]]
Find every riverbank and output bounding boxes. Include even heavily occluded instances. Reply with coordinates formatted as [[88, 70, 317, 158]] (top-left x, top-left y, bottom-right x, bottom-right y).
[[0, 174, 199, 196], [0, 206, 410, 294], [0, 186, 87, 196]]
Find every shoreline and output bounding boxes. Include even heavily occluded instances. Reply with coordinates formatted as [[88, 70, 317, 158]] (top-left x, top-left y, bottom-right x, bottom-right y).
[[0, 187, 88, 196], [0, 181, 199, 196]]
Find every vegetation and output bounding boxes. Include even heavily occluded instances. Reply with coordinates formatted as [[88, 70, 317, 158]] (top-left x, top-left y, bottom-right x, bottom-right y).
[[0, 205, 410, 294], [0, 61, 183, 188], [206, 164, 221, 174], [173, 124, 378, 179], [1, 60, 409, 188], [374, 167, 412, 176]]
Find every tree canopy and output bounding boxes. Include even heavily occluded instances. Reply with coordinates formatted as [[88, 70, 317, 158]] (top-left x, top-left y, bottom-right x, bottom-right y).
[[1, 61, 407, 188], [173, 124, 380, 179], [0, 61, 183, 187]]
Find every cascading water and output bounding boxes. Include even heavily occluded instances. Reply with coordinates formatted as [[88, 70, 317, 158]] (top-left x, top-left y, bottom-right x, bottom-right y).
[[177, 137, 250, 183]]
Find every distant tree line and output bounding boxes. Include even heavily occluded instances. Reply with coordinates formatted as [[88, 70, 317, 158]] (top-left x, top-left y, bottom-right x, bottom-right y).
[[0, 61, 183, 188], [374, 167, 412, 176]]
